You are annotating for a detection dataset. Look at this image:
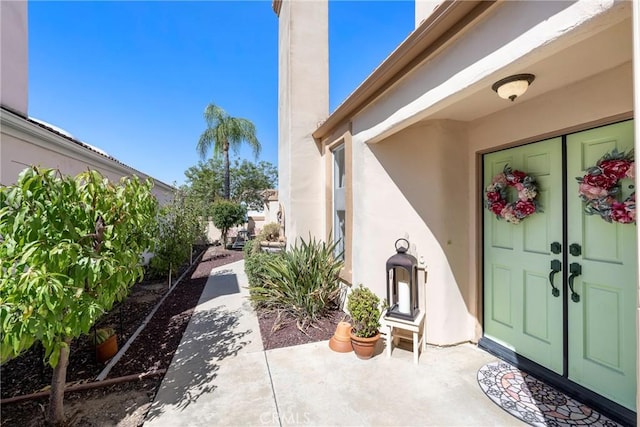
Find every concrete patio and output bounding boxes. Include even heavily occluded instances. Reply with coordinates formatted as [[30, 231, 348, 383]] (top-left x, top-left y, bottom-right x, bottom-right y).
[[144, 260, 525, 426]]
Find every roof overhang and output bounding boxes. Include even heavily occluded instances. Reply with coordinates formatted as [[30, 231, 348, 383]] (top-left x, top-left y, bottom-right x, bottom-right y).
[[273, 0, 282, 17], [313, 0, 498, 141], [1, 107, 174, 192]]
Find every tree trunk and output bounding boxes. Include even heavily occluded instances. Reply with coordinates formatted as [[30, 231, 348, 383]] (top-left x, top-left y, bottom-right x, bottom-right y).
[[47, 340, 71, 426], [223, 144, 230, 200], [222, 228, 228, 248]]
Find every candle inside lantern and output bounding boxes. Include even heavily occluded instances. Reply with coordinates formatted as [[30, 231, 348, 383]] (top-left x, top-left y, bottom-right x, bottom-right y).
[[398, 280, 411, 314]]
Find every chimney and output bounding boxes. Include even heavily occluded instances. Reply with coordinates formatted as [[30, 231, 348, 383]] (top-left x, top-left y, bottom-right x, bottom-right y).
[[1, 1, 28, 117], [274, 0, 328, 244]]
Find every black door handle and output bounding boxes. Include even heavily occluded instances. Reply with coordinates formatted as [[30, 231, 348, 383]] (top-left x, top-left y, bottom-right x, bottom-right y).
[[568, 262, 582, 302], [548, 260, 561, 297]]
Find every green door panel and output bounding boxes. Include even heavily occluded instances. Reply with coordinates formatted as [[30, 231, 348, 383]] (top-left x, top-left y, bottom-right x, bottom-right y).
[[484, 138, 564, 374], [483, 120, 637, 410], [566, 120, 637, 410]]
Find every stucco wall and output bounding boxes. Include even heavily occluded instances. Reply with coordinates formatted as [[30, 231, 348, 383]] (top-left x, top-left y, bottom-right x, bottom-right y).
[[276, 0, 328, 246], [352, 120, 477, 345], [0, 1, 28, 116]]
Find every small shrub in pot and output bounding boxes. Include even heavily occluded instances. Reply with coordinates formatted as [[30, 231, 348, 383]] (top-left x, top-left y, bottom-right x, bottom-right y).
[[347, 285, 381, 338]]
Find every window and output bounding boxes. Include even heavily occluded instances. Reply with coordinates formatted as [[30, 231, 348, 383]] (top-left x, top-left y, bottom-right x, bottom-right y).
[[333, 144, 345, 260]]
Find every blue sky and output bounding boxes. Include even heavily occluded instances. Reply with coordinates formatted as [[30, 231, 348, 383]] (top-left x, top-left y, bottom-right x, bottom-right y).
[[28, 1, 413, 187]]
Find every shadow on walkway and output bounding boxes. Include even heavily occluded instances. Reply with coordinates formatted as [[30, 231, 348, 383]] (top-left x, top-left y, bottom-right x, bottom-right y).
[[145, 305, 250, 421]]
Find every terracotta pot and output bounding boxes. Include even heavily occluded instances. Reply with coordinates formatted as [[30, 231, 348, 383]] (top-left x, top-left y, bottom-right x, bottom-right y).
[[350, 331, 380, 360], [329, 321, 353, 353], [96, 334, 118, 363]]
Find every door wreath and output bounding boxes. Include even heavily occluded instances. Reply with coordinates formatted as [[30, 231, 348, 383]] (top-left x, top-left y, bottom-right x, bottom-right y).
[[576, 148, 635, 224], [485, 165, 541, 224]]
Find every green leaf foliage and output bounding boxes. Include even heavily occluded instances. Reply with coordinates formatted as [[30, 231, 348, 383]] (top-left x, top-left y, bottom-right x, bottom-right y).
[[243, 243, 279, 294], [184, 157, 277, 211], [346, 285, 381, 338], [196, 103, 262, 200], [210, 200, 246, 245], [0, 167, 158, 367], [149, 187, 206, 278], [247, 236, 344, 329]]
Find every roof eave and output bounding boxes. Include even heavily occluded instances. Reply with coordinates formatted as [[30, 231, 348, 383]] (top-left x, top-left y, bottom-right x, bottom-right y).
[[313, 0, 498, 141], [1, 107, 174, 191]]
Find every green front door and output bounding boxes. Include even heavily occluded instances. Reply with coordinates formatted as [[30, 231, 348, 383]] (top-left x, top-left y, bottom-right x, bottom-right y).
[[566, 121, 637, 410], [483, 138, 564, 374], [483, 120, 637, 410]]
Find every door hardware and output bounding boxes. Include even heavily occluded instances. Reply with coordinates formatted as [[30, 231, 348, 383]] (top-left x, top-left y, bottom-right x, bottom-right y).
[[550, 242, 561, 254], [568, 262, 582, 302], [569, 243, 582, 257], [548, 260, 561, 297]]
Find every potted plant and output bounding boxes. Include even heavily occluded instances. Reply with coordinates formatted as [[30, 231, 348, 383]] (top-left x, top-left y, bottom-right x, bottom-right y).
[[92, 327, 118, 363], [347, 284, 382, 359]]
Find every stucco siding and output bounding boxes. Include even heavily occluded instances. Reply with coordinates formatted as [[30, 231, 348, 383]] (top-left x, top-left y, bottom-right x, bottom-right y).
[[352, 120, 476, 345], [0, 1, 28, 116], [276, 0, 328, 246]]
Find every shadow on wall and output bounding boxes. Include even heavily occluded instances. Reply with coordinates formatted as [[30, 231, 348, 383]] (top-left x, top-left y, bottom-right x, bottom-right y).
[[368, 120, 473, 309], [144, 305, 250, 421]]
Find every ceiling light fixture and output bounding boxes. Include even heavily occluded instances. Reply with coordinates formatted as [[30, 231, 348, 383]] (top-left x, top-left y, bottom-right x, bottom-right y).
[[491, 74, 536, 102]]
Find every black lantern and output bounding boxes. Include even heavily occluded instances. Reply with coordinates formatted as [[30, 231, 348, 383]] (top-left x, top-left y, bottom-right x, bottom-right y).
[[386, 238, 419, 321]]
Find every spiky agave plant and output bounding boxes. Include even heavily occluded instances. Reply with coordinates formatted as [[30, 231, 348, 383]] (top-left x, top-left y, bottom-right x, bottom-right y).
[[248, 235, 344, 330]]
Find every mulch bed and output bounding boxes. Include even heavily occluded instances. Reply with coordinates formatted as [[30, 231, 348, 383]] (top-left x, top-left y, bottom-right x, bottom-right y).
[[258, 309, 348, 350], [0, 246, 244, 425], [0, 245, 343, 426]]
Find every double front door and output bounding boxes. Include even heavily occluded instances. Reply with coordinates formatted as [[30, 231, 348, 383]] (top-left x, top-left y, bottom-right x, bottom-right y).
[[483, 120, 636, 410]]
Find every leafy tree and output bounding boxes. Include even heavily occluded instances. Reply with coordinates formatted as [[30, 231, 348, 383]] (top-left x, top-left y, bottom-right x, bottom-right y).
[[210, 200, 246, 246], [183, 157, 223, 207], [196, 103, 261, 200], [150, 187, 207, 279], [184, 157, 277, 211], [230, 160, 277, 210], [0, 167, 158, 426]]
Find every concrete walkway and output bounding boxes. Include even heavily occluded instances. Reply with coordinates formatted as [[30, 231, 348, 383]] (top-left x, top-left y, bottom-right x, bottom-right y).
[[144, 260, 524, 426]]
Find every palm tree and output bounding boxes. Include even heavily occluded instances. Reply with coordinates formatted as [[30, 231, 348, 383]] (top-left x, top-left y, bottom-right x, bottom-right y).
[[196, 103, 261, 200]]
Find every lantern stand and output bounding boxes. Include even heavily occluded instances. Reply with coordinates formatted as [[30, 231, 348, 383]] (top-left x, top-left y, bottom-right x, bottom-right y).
[[385, 238, 419, 320], [383, 238, 426, 364]]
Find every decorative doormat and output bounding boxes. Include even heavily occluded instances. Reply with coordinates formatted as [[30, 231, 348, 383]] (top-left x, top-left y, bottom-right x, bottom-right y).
[[477, 361, 621, 426]]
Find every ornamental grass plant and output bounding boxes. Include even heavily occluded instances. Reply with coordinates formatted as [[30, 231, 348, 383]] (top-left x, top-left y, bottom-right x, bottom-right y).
[[247, 236, 343, 329]]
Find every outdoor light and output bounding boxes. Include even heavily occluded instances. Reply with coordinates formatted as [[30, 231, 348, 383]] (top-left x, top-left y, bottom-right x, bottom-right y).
[[386, 238, 419, 321], [491, 74, 535, 102]]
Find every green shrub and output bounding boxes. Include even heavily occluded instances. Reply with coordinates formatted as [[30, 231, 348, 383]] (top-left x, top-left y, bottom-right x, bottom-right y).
[[260, 222, 280, 241], [210, 200, 246, 246], [347, 285, 381, 338], [248, 236, 343, 329], [252, 222, 281, 252], [244, 243, 277, 291]]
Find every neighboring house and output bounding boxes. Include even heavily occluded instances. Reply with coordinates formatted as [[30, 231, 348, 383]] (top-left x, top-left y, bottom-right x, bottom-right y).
[[0, 1, 174, 203], [250, 189, 280, 234], [274, 0, 637, 423]]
